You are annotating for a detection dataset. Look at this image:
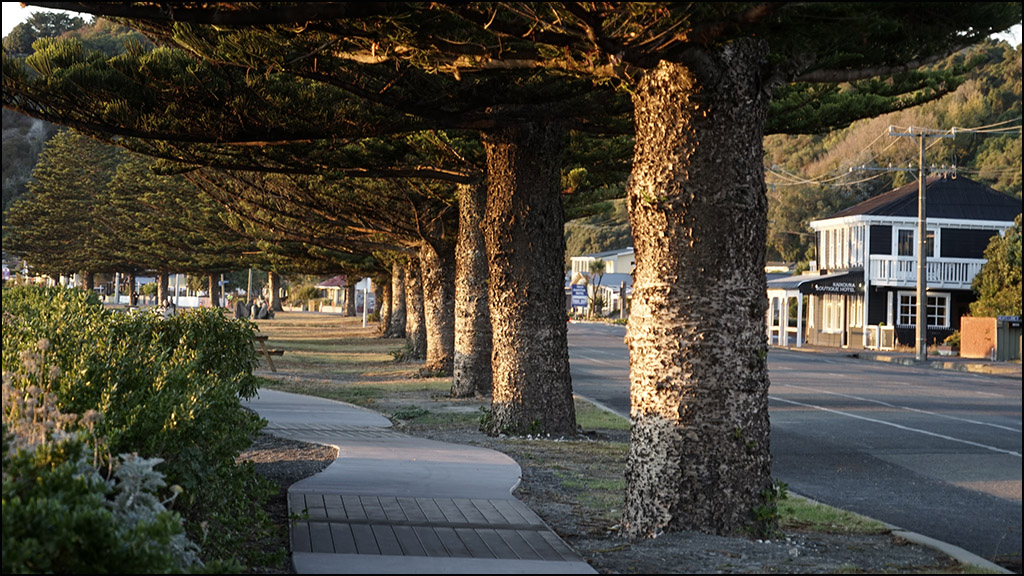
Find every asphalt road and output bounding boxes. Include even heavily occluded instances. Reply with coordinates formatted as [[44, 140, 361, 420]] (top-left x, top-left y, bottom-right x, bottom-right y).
[[567, 321, 1023, 563]]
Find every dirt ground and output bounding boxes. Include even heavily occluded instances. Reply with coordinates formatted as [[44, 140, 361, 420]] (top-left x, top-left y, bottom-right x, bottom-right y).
[[240, 401, 984, 574]]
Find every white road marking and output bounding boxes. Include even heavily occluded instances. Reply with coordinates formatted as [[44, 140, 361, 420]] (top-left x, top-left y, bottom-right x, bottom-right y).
[[771, 395, 1021, 458], [774, 383, 1022, 433]]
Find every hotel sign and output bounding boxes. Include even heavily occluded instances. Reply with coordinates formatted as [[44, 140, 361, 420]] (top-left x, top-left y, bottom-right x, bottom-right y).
[[799, 271, 864, 295], [810, 280, 861, 295]]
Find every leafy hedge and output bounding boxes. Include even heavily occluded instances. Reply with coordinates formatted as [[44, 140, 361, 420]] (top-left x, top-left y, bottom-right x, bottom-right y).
[[3, 379, 202, 573], [2, 285, 277, 571]]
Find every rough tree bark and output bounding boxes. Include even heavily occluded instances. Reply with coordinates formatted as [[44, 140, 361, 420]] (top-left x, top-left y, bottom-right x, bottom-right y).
[[622, 42, 773, 539], [345, 282, 357, 317], [157, 273, 169, 304], [482, 122, 576, 436], [419, 241, 455, 375], [372, 280, 383, 316], [80, 271, 95, 292], [377, 277, 392, 335], [268, 271, 283, 311], [451, 182, 493, 398], [404, 257, 427, 359], [387, 260, 407, 338], [207, 273, 219, 308]]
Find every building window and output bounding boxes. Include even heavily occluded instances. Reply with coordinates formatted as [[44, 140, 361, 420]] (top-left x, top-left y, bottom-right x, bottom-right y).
[[852, 225, 864, 267], [897, 292, 950, 328], [849, 295, 864, 328], [822, 294, 843, 334], [896, 229, 935, 257], [898, 229, 914, 256]]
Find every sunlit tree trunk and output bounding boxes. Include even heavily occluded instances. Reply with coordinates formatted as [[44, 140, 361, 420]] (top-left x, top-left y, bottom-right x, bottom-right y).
[[345, 282, 357, 317], [387, 260, 407, 338], [405, 256, 427, 359], [372, 280, 383, 316], [622, 42, 773, 539], [157, 273, 169, 304], [483, 122, 576, 436], [378, 276, 392, 334], [207, 273, 219, 308], [80, 270, 95, 292], [451, 182, 492, 398], [268, 271, 283, 311], [419, 241, 455, 374]]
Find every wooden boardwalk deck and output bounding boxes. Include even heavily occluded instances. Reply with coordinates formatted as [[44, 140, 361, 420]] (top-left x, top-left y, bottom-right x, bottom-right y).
[[290, 493, 582, 562]]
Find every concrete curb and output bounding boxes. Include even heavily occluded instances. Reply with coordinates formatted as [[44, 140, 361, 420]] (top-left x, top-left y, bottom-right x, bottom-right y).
[[888, 528, 1013, 574]]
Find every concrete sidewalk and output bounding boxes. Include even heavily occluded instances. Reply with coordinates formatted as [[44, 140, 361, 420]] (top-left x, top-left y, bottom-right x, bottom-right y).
[[773, 343, 1022, 378], [243, 388, 597, 574]]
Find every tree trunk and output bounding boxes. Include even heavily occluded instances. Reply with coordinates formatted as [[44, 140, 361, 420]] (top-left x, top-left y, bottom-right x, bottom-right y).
[[372, 280, 383, 315], [268, 271, 283, 311], [345, 282, 357, 317], [482, 122, 576, 436], [418, 241, 455, 375], [451, 182, 493, 398], [404, 257, 427, 359], [127, 273, 138, 306], [622, 44, 773, 539], [80, 271, 95, 291], [387, 260, 407, 338], [378, 276, 392, 334], [157, 273, 169, 304], [207, 273, 220, 308]]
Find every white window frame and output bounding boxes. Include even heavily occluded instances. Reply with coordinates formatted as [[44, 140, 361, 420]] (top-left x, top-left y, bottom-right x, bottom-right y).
[[849, 294, 864, 329], [896, 291, 951, 329], [822, 294, 844, 334], [895, 228, 936, 258], [897, 228, 915, 257]]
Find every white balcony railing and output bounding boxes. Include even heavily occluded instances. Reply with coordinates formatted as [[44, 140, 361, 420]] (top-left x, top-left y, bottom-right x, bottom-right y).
[[869, 256, 985, 289]]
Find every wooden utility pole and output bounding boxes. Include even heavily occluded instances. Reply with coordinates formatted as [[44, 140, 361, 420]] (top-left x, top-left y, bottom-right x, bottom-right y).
[[888, 126, 953, 362]]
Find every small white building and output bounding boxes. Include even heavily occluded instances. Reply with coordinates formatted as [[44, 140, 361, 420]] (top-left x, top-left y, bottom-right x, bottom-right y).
[[568, 247, 635, 316], [767, 176, 1021, 350], [569, 246, 634, 276]]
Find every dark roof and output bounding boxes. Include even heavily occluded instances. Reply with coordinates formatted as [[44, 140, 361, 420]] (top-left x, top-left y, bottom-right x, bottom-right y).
[[829, 176, 1021, 221]]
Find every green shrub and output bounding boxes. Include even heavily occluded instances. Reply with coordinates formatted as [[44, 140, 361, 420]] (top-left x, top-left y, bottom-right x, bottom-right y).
[[1, 285, 277, 569], [288, 284, 321, 305], [2, 359, 201, 574]]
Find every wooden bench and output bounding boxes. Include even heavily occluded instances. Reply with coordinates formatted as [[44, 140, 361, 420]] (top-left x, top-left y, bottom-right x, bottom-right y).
[[253, 334, 285, 372]]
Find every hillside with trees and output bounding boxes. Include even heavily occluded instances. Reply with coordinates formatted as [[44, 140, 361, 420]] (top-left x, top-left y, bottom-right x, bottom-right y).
[[2, 17, 145, 224], [764, 39, 1022, 264], [565, 39, 1022, 266]]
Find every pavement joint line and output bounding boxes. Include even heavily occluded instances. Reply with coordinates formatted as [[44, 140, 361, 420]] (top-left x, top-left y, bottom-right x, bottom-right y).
[[296, 518, 553, 531]]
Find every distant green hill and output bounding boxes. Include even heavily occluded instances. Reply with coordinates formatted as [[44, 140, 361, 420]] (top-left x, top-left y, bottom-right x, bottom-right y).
[[2, 19, 148, 228], [564, 40, 1022, 266]]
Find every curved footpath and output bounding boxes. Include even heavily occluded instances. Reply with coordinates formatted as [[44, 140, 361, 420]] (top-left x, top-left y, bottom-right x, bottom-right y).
[[244, 346, 1019, 574], [243, 388, 596, 574]]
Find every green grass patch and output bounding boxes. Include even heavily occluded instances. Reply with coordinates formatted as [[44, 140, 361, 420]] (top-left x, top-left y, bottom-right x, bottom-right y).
[[501, 436, 628, 526], [575, 397, 629, 431], [779, 495, 889, 535], [251, 312, 908, 543], [393, 407, 485, 430]]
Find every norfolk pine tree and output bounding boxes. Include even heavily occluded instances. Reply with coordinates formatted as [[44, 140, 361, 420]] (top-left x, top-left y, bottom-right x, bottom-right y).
[[2, 23, 597, 436], [5, 2, 1020, 538]]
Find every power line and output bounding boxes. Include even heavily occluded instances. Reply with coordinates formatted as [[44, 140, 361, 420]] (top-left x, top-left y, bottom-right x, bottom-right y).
[[765, 117, 1022, 187]]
